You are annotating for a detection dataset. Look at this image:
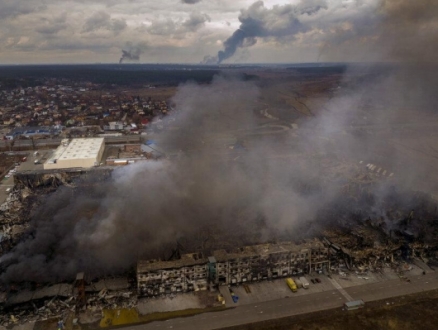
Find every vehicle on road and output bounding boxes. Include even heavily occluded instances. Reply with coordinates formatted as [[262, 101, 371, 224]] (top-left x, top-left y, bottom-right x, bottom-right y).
[[311, 279, 316, 284], [286, 278, 297, 292], [315, 278, 321, 283]]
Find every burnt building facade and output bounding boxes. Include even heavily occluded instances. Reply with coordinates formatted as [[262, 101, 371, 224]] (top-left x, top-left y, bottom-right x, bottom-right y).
[[137, 240, 330, 296], [137, 253, 208, 296]]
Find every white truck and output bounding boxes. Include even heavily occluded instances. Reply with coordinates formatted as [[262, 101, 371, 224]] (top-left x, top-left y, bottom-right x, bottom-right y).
[[299, 276, 309, 289]]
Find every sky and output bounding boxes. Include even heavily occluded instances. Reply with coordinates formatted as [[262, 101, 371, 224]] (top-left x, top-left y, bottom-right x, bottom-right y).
[[0, 0, 435, 64]]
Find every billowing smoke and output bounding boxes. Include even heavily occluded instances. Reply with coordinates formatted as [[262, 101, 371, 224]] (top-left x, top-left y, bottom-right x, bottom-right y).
[[0, 74, 350, 283], [1, 0, 438, 283], [204, 0, 329, 64], [181, 0, 201, 4], [119, 42, 148, 64], [203, 0, 386, 64]]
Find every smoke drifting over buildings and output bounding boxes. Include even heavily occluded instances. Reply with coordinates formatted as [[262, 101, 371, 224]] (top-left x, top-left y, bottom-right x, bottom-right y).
[[1, 0, 437, 284]]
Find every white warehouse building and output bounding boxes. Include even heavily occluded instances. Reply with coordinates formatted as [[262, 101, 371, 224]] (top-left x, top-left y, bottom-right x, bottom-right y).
[[44, 138, 105, 170]]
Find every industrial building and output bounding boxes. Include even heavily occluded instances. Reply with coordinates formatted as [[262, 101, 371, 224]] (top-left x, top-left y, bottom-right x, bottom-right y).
[[5, 126, 58, 140], [137, 253, 208, 296], [44, 138, 105, 170], [137, 240, 330, 296]]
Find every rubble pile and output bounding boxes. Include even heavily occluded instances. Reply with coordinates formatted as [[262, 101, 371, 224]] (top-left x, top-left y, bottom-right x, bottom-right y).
[[0, 296, 75, 327], [324, 212, 438, 275], [85, 289, 137, 315], [0, 278, 137, 328], [0, 189, 24, 216], [0, 188, 35, 254], [14, 172, 77, 189]]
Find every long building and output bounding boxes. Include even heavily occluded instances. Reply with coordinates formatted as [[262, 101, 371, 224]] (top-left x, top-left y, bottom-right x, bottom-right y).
[[137, 239, 330, 296], [137, 253, 208, 296], [44, 138, 105, 170]]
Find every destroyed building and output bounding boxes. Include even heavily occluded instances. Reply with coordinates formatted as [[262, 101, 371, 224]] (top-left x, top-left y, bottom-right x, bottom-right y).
[[137, 240, 329, 296], [137, 253, 209, 296]]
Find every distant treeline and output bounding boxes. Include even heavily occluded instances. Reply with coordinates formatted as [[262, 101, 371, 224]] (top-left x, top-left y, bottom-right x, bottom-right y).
[[289, 65, 348, 75], [0, 64, 267, 88], [0, 63, 396, 89], [287, 63, 396, 76]]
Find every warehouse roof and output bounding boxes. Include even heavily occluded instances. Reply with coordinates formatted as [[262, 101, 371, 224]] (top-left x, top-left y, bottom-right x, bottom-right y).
[[138, 253, 207, 272], [48, 138, 104, 162]]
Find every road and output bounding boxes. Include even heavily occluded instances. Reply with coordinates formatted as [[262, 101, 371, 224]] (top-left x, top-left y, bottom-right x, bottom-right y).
[[123, 272, 438, 330], [0, 135, 143, 150], [0, 175, 14, 205]]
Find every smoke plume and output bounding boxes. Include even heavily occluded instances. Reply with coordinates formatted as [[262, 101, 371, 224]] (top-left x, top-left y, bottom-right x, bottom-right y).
[[119, 42, 148, 64], [1, 0, 438, 284], [204, 0, 329, 64]]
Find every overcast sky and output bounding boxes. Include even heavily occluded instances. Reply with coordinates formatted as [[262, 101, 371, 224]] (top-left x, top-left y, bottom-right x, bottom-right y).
[[0, 0, 433, 64]]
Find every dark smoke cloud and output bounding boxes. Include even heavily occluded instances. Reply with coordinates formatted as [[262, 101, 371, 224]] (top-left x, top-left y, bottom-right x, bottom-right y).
[[119, 42, 148, 64], [381, 0, 438, 63], [0, 74, 350, 283], [204, 0, 328, 64], [312, 1, 438, 64]]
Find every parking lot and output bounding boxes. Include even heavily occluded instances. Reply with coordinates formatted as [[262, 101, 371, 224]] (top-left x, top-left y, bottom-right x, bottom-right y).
[[0, 154, 22, 205], [0, 150, 50, 205], [220, 264, 426, 306], [17, 150, 53, 172], [224, 276, 334, 306]]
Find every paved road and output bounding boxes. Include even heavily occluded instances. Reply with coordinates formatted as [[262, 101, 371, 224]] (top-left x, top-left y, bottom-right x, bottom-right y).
[[0, 176, 14, 205], [344, 272, 438, 302], [123, 272, 438, 330]]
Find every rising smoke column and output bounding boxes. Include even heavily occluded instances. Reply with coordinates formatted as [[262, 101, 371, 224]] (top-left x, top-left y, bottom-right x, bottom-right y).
[[205, 0, 328, 64], [119, 42, 148, 64]]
